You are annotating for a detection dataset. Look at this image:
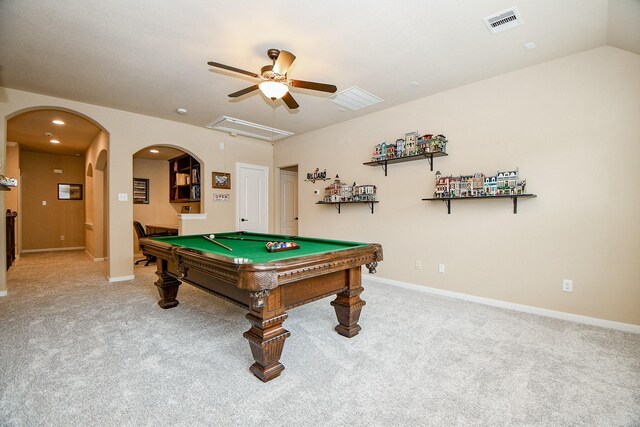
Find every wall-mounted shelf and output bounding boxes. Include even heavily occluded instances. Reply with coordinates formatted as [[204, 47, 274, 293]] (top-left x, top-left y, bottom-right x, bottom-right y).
[[316, 201, 379, 214], [423, 194, 537, 214], [363, 151, 448, 176]]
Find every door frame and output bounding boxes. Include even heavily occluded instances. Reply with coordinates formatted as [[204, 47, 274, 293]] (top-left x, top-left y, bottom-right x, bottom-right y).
[[235, 162, 269, 232], [278, 167, 298, 235]]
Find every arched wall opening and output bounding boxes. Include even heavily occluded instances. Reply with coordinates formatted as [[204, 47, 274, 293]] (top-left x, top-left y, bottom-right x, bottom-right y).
[[132, 144, 204, 260], [3, 106, 110, 286]]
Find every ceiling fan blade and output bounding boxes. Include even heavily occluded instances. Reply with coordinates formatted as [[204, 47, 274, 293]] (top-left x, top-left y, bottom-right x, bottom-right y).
[[282, 92, 299, 109], [273, 50, 296, 75], [228, 85, 260, 97], [207, 61, 259, 78], [289, 79, 337, 93]]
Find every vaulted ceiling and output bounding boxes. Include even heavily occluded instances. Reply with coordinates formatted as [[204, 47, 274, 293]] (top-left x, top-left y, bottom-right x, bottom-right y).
[[1, 0, 639, 143]]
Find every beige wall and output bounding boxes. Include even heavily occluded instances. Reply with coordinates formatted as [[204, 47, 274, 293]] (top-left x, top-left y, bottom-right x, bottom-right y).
[[84, 130, 108, 260], [21, 151, 85, 250], [0, 89, 274, 286], [274, 46, 640, 326]]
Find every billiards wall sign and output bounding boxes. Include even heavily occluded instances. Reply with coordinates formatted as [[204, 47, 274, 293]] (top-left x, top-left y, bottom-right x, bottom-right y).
[[304, 168, 330, 183]]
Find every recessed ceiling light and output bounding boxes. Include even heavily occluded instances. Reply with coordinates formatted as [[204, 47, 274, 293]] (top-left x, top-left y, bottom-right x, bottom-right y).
[[524, 42, 536, 50], [52, 119, 65, 125], [176, 108, 188, 115], [50, 139, 60, 144], [409, 81, 421, 87], [149, 149, 160, 153]]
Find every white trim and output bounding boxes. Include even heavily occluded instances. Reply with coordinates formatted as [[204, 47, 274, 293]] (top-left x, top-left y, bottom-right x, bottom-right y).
[[93, 257, 105, 262], [108, 275, 135, 283], [364, 276, 640, 334], [0, 291, 7, 297], [21, 246, 85, 253], [178, 213, 207, 220]]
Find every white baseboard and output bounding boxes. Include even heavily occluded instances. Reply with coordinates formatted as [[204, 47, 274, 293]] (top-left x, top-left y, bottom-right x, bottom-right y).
[[364, 275, 640, 334], [108, 275, 135, 283], [0, 291, 7, 297], [22, 247, 85, 253]]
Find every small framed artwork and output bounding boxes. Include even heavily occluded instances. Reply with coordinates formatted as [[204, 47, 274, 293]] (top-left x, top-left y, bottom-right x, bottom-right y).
[[58, 183, 83, 200], [133, 178, 149, 204], [181, 205, 192, 213], [212, 172, 231, 189]]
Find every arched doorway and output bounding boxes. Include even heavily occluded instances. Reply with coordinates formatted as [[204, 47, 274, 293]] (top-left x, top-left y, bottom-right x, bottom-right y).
[[132, 145, 203, 263], [3, 107, 110, 283]]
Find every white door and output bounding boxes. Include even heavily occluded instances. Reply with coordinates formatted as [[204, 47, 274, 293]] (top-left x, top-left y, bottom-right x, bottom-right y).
[[279, 170, 298, 236], [236, 163, 269, 232]]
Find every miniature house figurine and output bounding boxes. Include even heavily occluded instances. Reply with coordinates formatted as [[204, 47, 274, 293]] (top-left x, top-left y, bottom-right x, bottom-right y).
[[395, 138, 405, 158], [405, 132, 418, 156]]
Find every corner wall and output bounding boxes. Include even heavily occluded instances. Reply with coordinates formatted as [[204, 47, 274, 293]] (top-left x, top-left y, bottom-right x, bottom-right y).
[[274, 46, 640, 326]]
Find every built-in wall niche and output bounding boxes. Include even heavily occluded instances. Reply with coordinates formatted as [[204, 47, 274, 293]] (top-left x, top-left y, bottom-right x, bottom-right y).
[[169, 154, 200, 203]]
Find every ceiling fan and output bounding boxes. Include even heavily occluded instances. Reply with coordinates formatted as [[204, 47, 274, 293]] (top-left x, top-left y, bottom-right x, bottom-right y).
[[207, 48, 337, 110]]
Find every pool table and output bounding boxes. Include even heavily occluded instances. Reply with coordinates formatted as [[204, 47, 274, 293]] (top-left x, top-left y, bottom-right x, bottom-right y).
[[139, 231, 383, 382]]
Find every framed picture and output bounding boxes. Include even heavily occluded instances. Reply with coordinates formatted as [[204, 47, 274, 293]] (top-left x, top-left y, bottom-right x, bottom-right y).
[[181, 205, 192, 213], [58, 183, 83, 200], [133, 178, 149, 204], [212, 172, 231, 189]]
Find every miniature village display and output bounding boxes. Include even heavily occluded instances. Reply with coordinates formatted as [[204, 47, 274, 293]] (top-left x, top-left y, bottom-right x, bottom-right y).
[[433, 168, 526, 198], [323, 175, 377, 203], [372, 132, 447, 162]]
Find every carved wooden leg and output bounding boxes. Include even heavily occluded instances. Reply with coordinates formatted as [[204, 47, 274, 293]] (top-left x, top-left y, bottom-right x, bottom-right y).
[[154, 269, 181, 309], [243, 289, 290, 382], [331, 267, 366, 338]]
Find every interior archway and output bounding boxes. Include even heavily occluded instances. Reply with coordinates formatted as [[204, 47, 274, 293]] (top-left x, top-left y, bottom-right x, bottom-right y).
[[4, 106, 110, 285], [131, 145, 204, 264]]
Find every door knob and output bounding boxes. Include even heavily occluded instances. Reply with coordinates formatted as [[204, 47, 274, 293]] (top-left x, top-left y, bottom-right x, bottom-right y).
[[241, 218, 248, 222], [295, 217, 298, 220]]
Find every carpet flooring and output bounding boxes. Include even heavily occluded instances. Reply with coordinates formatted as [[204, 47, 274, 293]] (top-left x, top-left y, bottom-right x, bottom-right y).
[[1, 251, 639, 426]]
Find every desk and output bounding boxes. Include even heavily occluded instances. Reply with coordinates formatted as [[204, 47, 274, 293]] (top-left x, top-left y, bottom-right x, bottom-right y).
[[145, 224, 179, 236], [139, 231, 383, 382]]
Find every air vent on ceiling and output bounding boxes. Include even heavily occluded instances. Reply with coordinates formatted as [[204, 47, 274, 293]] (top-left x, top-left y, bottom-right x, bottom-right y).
[[483, 7, 523, 34], [205, 116, 294, 142], [328, 86, 383, 111]]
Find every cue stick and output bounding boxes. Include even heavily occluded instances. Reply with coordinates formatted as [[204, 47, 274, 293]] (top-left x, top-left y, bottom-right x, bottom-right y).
[[214, 235, 295, 243], [202, 235, 233, 251]]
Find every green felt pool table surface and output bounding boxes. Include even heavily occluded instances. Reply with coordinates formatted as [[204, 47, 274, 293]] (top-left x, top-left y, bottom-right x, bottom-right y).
[[151, 231, 369, 264]]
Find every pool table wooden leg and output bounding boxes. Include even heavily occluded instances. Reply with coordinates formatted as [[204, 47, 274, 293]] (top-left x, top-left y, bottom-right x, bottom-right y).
[[331, 267, 366, 338], [154, 267, 181, 309], [243, 289, 291, 382]]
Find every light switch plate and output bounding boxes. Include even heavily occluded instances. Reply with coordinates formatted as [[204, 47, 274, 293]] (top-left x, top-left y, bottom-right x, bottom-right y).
[[118, 193, 128, 201]]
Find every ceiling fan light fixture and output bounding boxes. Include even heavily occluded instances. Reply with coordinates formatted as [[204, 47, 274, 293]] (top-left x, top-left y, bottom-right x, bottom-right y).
[[259, 81, 288, 100]]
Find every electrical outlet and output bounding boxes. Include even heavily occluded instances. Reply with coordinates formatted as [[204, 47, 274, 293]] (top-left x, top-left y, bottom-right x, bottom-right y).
[[42, 201, 47, 206], [562, 279, 573, 292], [438, 264, 445, 273], [60, 235, 65, 241], [415, 259, 422, 270]]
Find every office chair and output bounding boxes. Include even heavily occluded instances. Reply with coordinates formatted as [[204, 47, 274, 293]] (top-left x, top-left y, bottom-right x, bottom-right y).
[[133, 221, 168, 266]]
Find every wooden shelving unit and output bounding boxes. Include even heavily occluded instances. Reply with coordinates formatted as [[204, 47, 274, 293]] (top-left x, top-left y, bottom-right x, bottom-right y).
[[422, 193, 537, 214], [316, 201, 379, 214], [363, 151, 448, 176], [169, 154, 200, 203]]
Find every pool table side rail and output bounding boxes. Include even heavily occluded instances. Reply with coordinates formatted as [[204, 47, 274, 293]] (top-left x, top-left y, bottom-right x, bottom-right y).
[[140, 237, 383, 292]]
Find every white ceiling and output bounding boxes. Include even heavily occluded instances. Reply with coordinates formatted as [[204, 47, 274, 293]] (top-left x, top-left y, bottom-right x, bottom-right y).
[[1, 0, 639, 141]]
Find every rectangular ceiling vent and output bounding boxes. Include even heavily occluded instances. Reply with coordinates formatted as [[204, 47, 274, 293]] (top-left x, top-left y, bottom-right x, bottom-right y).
[[205, 116, 294, 142], [328, 86, 383, 111], [483, 7, 523, 34]]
